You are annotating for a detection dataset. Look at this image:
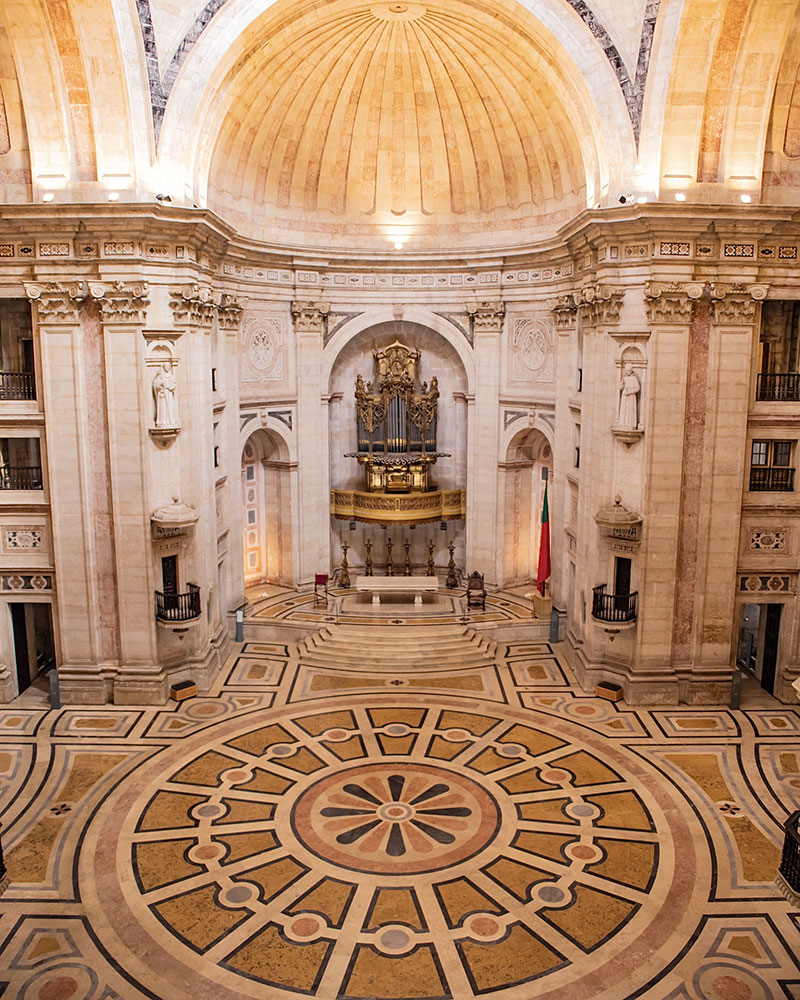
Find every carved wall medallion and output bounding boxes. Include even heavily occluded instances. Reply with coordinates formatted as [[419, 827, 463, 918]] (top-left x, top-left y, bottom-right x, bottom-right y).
[[242, 315, 284, 382], [511, 317, 553, 383]]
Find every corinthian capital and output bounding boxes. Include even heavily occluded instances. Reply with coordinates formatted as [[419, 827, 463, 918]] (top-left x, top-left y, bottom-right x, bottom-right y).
[[643, 281, 704, 325], [466, 301, 506, 333], [88, 281, 150, 324], [170, 284, 219, 327], [551, 293, 578, 332], [574, 284, 624, 326], [711, 283, 769, 325], [217, 294, 244, 331], [291, 301, 330, 335], [24, 281, 87, 323]]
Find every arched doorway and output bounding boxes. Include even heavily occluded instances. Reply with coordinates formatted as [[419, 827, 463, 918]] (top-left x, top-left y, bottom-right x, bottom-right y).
[[241, 429, 293, 586], [501, 428, 552, 586], [326, 320, 469, 577]]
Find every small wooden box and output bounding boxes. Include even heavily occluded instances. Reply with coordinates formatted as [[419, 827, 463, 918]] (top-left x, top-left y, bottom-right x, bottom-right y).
[[170, 680, 197, 702], [596, 681, 623, 702]]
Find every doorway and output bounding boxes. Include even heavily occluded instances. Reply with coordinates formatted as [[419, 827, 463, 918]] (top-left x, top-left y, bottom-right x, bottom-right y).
[[761, 603, 782, 695], [10, 602, 55, 695]]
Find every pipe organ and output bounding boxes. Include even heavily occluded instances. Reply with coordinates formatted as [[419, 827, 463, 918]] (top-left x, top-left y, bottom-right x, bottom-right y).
[[333, 341, 466, 524], [347, 341, 446, 493]]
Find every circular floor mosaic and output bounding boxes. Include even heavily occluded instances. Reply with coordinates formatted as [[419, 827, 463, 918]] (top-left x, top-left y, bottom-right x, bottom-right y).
[[85, 699, 701, 1000]]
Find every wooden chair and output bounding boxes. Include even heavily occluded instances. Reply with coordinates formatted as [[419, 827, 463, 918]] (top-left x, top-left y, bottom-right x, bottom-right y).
[[314, 573, 329, 606], [465, 571, 486, 610]]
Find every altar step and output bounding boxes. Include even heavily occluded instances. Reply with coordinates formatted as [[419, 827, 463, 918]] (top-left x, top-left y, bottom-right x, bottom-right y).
[[295, 624, 496, 671]]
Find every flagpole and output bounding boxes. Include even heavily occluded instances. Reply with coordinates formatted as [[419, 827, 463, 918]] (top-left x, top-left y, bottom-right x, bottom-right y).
[[536, 467, 551, 598]]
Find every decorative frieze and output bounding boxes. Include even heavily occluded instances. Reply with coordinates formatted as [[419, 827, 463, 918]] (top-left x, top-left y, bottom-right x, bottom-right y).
[[24, 281, 87, 323], [739, 574, 794, 594], [749, 529, 786, 551], [291, 301, 330, 335], [170, 284, 217, 327], [573, 284, 623, 326], [88, 281, 150, 325], [2, 528, 44, 551], [1, 574, 52, 591]]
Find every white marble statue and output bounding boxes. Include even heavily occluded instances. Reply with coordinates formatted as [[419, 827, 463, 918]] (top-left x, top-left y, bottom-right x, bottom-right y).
[[153, 361, 180, 428], [617, 364, 640, 430]]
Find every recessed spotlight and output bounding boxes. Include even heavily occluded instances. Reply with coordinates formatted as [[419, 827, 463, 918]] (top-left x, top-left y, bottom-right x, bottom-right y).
[[740, 193, 752, 204], [675, 192, 686, 202], [394, 242, 404, 250], [42, 192, 54, 202], [637, 195, 648, 204], [108, 191, 119, 202]]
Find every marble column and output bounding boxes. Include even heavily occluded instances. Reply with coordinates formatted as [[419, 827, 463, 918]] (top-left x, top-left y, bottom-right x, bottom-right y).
[[466, 301, 504, 587], [292, 301, 330, 586], [88, 281, 160, 703], [25, 281, 115, 703]]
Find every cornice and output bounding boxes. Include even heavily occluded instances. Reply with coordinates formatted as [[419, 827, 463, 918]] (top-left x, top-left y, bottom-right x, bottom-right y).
[[0, 204, 799, 279]]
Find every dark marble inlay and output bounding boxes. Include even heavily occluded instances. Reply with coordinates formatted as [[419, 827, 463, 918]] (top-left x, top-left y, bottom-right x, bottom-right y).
[[136, 0, 233, 146]]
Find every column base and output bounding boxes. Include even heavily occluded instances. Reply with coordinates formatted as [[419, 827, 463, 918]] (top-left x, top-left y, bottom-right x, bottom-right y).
[[564, 637, 736, 705], [58, 667, 113, 705]]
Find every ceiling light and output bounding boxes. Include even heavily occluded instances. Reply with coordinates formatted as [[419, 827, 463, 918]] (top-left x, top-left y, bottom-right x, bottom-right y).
[[108, 191, 119, 202], [42, 192, 54, 202], [394, 242, 404, 250], [675, 192, 686, 202], [740, 193, 752, 204]]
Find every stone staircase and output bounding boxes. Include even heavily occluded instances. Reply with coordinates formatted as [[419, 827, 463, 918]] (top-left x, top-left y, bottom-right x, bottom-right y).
[[294, 623, 497, 671]]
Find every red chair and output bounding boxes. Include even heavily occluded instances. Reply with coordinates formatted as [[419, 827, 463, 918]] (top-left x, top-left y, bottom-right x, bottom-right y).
[[314, 573, 329, 606]]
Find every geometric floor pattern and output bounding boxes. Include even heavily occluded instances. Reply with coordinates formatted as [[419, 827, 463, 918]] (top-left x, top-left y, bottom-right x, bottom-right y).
[[1, 598, 799, 999]]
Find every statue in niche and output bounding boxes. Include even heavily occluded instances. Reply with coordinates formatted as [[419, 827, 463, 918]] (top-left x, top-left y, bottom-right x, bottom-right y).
[[153, 361, 180, 428], [617, 364, 640, 430]]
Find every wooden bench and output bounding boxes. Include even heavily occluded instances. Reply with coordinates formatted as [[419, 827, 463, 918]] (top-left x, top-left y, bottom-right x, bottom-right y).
[[355, 576, 440, 606]]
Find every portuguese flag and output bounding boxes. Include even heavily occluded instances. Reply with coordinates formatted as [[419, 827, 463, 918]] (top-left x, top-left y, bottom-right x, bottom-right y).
[[536, 482, 551, 596]]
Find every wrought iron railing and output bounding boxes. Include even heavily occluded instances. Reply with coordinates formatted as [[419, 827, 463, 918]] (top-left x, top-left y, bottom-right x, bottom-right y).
[[757, 373, 800, 402], [778, 810, 800, 902], [155, 583, 201, 622], [0, 371, 35, 400], [0, 465, 42, 490], [592, 585, 638, 623], [749, 466, 795, 492]]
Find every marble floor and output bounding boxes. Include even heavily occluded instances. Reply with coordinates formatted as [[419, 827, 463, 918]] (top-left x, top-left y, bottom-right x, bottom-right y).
[[0, 588, 799, 1000]]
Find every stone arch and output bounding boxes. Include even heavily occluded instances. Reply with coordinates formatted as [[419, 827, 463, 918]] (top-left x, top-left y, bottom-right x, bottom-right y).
[[323, 309, 474, 395], [326, 315, 469, 577], [241, 427, 293, 586], [500, 425, 552, 587]]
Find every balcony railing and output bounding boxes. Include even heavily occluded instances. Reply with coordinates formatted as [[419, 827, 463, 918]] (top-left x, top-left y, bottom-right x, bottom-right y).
[[757, 373, 800, 402], [155, 583, 201, 623], [0, 371, 35, 400], [0, 465, 42, 490], [592, 585, 638, 623], [778, 810, 800, 905], [749, 466, 795, 492]]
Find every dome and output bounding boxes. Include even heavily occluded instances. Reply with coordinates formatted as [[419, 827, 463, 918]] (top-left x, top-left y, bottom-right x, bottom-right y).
[[202, 0, 600, 251]]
